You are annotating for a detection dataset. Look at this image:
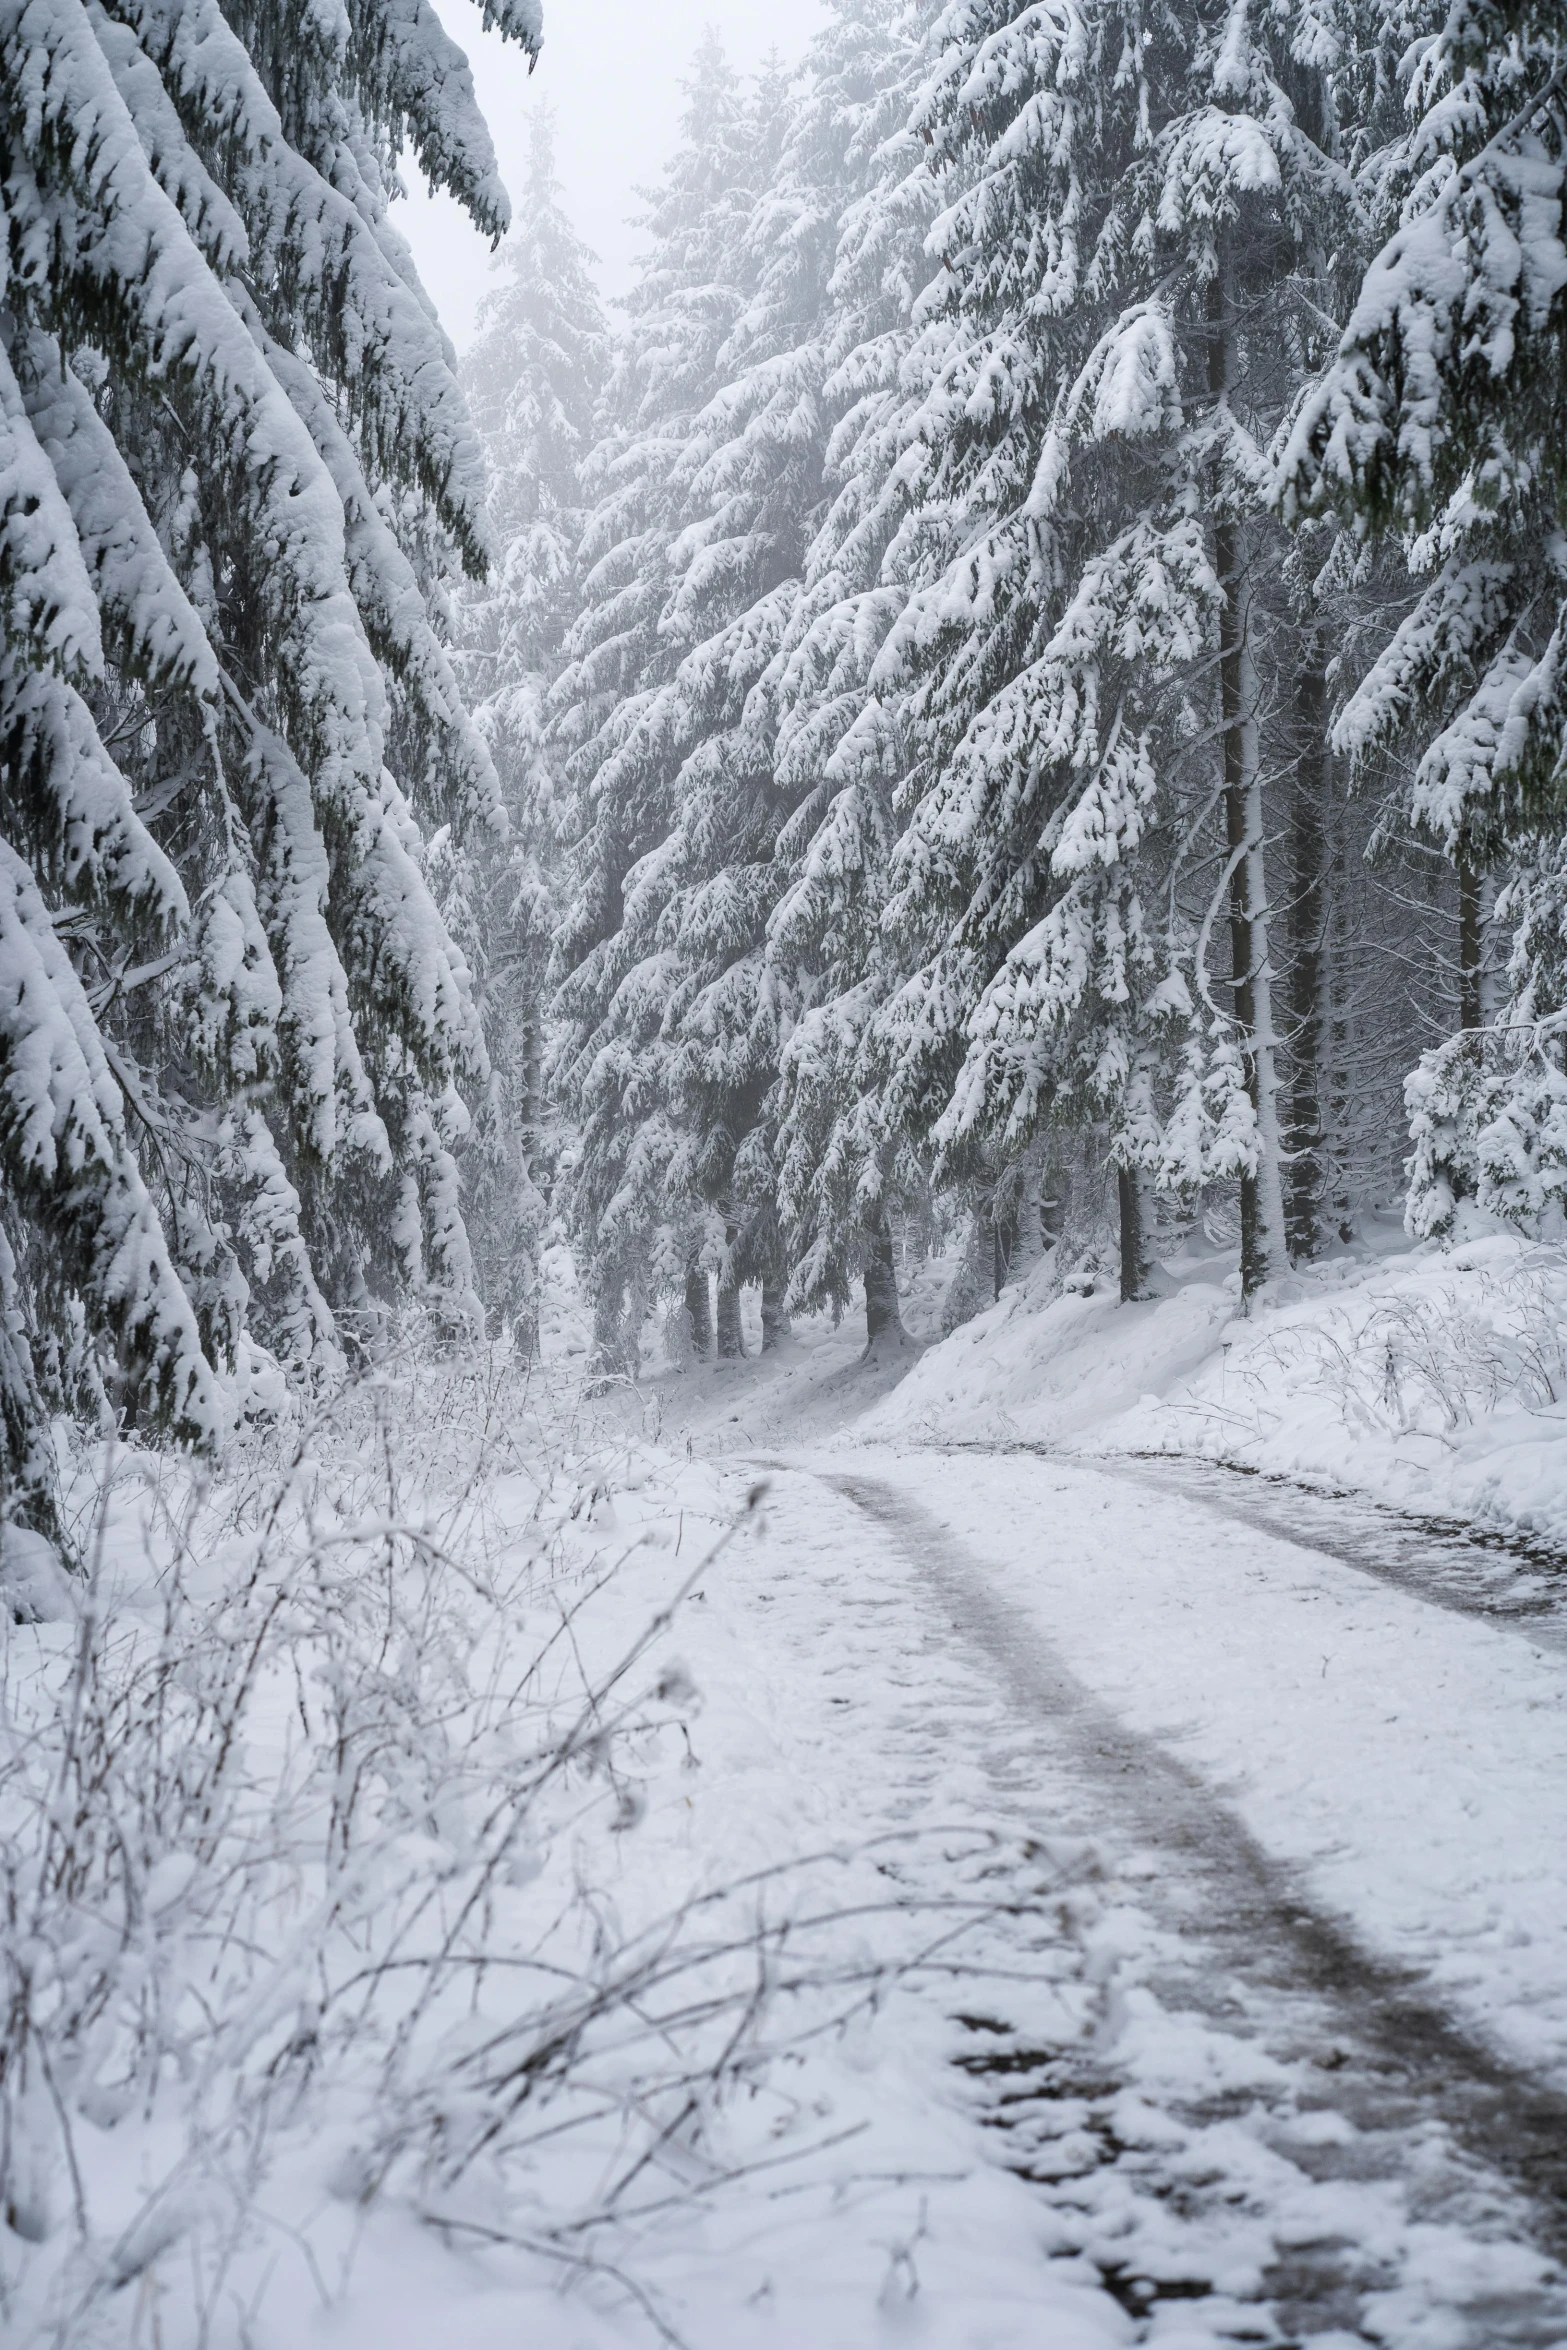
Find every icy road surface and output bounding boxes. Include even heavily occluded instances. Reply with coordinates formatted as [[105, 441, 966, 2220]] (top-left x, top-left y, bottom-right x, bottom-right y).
[[658, 1428, 1567, 2348]]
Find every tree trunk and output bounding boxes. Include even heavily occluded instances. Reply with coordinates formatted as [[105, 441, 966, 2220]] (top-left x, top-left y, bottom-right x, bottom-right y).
[[1117, 1164, 1154, 1303], [1218, 565, 1288, 1297], [715, 1226, 744, 1359], [521, 1000, 544, 1183], [590, 1280, 631, 1388], [1458, 858, 1483, 1032], [1477, 870, 1500, 1024], [1039, 1161, 1066, 1247], [1210, 258, 1288, 1300], [862, 1207, 907, 1350], [990, 1175, 1020, 1300], [760, 1268, 790, 1352], [684, 1262, 712, 1360], [1324, 815, 1353, 1243], [1284, 648, 1329, 1263]]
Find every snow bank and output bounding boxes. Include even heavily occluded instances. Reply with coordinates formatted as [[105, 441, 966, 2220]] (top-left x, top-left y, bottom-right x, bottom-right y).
[[863, 1221, 1567, 1545]]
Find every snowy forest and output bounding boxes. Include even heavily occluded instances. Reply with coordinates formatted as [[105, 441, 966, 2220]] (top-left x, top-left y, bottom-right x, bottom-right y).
[[3, 0, 1567, 2339], [4, 0, 1567, 1469]]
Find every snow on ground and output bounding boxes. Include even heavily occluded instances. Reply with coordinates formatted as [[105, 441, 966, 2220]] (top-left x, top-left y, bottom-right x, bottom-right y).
[[7, 1227, 1567, 2347], [672, 1454, 1567, 2349], [800, 1222, 1567, 2096], [615, 1224, 1567, 2337], [863, 1219, 1567, 1548], [860, 1445, 1567, 2082], [0, 1353, 1142, 2350]]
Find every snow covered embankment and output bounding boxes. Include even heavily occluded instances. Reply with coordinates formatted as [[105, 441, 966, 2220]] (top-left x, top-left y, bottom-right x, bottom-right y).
[[865, 1225, 1567, 1547]]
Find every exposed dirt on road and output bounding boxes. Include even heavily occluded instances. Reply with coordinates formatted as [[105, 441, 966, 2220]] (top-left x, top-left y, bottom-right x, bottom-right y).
[[760, 1459, 1567, 2343], [935, 1439, 1567, 1650]]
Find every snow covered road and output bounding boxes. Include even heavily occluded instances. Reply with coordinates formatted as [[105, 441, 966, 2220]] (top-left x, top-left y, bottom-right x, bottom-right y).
[[15, 1361, 1566, 2350], [854, 1447, 1567, 2088], [1075, 1453, 1567, 1653], [673, 1435, 1567, 2345]]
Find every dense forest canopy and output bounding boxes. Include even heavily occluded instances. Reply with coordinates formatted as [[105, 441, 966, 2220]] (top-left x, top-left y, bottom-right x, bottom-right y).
[[516, 0, 1567, 1373], [0, 0, 541, 1531], [2, 0, 1564, 1503]]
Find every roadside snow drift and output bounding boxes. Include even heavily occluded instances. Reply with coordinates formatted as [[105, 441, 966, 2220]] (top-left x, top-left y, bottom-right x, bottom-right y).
[[865, 1224, 1567, 1546]]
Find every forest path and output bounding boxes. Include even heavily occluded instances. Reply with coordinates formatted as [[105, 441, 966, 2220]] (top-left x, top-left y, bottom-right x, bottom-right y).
[[716, 1445, 1567, 2345], [939, 1442, 1567, 1653]]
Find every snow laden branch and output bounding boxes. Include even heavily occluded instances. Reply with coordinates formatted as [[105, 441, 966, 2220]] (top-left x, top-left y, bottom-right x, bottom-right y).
[[0, 0, 537, 1525], [527, 0, 1567, 1342]]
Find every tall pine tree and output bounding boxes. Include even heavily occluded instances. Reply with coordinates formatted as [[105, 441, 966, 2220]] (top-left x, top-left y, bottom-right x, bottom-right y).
[[1280, 0, 1567, 1238], [762, 0, 948, 1342], [848, 0, 1361, 1300], [559, 6, 934, 1361], [550, 32, 770, 1372], [0, 0, 540, 1524], [445, 106, 608, 1340]]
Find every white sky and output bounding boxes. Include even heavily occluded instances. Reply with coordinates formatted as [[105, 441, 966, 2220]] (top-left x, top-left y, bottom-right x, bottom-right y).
[[395, 0, 826, 352]]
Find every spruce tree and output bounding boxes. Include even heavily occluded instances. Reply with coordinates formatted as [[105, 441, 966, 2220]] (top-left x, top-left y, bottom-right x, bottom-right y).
[[447, 107, 608, 1340], [0, 0, 540, 1523], [566, 9, 935, 1359], [1279, 0, 1567, 1236], [550, 31, 768, 1373], [762, 0, 948, 1340], [818, 0, 1360, 1299]]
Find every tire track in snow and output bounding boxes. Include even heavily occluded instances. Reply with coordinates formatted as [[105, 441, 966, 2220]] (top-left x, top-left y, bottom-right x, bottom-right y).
[[776, 1461, 1567, 2326], [1106, 1452, 1567, 1648], [936, 1439, 1567, 1650]]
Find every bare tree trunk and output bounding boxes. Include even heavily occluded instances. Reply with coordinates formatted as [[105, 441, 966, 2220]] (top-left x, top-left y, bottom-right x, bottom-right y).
[[990, 1174, 1020, 1300], [1219, 572, 1289, 1296], [862, 1207, 908, 1351], [590, 1277, 632, 1388], [1477, 870, 1501, 1024], [1445, 856, 1492, 1218], [1324, 816, 1352, 1243], [1117, 1164, 1154, 1303], [1039, 1160, 1066, 1247], [1284, 648, 1329, 1262], [1210, 257, 1288, 1300], [715, 1226, 744, 1359], [521, 1001, 544, 1184], [684, 1263, 712, 1360], [1458, 857, 1484, 1033], [760, 1268, 790, 1352]]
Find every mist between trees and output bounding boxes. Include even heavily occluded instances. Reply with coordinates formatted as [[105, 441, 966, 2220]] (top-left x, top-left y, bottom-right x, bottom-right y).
[[1, 0, 1565, 1523], [462, 0, 1567, 1385]]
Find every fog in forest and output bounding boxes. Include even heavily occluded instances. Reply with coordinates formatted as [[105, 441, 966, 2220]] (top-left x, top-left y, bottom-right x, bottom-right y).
[[4, 0, 1566, 2341], [397, 0, 825, 342]]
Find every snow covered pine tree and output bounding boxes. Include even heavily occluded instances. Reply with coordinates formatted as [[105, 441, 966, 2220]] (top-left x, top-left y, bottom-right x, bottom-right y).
[[559, 3, 936, 1367], [762, 0, 947, 1350], [763, 0, 1450, 1322], [837, 0, 1363, 1305], [0, 0, 540, 1531], [1280, 0, 1567, 1239], [553, 2, 949, 1368], [550, 32, 773, 1375], [442, 105, 608, 1343]]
